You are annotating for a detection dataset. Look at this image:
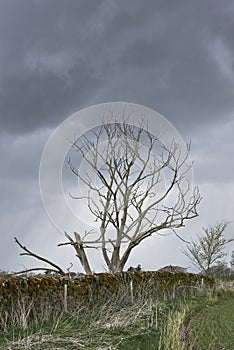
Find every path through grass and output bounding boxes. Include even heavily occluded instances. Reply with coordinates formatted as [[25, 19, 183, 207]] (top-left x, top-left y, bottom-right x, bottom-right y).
[[187, 294, 234, 349]]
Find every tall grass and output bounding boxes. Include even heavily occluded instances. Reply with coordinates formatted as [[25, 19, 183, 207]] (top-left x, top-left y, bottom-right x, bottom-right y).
[[158, 306, 188, 350], [1, 276, 230, 349]]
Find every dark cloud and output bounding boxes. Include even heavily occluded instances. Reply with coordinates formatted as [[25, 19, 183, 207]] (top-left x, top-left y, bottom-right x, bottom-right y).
[[0, 0, 234, 134], [191, 118, 234, 184], [0, 0, 234, 272]]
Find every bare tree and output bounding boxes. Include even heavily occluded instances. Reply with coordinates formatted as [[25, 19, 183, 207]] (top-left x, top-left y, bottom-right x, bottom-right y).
[[14, 118, 201, 275], [63, 118, 201, 273], [181, 221, 234, 274], [231, 250, 234, 272]]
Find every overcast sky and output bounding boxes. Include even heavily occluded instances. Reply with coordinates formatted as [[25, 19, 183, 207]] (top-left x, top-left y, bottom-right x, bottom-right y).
[[0, 0, 234, 274]]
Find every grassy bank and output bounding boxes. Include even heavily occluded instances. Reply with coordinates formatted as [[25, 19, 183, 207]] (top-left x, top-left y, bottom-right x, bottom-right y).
[[185, 284, 234, 350], [0, 279, 233, 349]]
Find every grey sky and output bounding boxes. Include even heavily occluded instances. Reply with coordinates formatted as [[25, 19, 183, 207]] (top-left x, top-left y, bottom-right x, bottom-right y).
[[0, 0, 233, 273]]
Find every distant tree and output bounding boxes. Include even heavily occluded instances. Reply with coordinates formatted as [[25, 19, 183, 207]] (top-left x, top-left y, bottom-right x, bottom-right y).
[[0, 270, 12, 277], [127, 264, 142, 272], [158, 265, 188, 273], [231, 250, 234, 272], [182, 221, 234, 274], [15, 117, 201, 275], [206, 262, 234, 278]]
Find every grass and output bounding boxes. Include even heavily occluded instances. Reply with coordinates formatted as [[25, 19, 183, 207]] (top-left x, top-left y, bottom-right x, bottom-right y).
[[0, 280, 233, 349], [0, 295, 185, 349], [186, 291, 234, 349], [0, 301, 163, 349]]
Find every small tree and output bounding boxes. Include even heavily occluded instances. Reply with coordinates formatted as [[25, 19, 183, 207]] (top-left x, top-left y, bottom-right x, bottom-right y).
[[231, 250, 234, 272], [182, 221, 234, 274]]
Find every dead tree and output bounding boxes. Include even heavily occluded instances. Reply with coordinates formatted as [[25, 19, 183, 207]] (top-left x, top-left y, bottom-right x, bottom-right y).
[[64, 118, 201, 273], [15, 117, 201, 275]]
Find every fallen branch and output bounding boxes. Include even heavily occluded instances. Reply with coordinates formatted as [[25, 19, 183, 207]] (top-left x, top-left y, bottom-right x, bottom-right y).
[[11, 267, 63, 276], [14, 237, 66, 276]]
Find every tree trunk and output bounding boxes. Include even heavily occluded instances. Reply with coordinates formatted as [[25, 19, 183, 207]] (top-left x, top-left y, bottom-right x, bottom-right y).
[[73, 232, 92, 274]]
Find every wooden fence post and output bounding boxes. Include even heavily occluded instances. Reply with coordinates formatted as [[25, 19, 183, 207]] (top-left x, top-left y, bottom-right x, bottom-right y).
[[64, 283, 68, 312], [130, 280, 134, 304], [172, 284, 176, 299]]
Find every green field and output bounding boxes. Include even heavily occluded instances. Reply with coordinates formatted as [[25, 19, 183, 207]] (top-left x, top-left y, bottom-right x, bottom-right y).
[[0, 282, 233, 349], [187, 294, 234, 349]]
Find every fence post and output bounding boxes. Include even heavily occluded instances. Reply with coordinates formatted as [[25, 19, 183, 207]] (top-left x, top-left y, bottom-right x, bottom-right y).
[[130, 280, 134, 304], [155, 303, 158, 329], [64, 283, 68, 312], [201, 278, 205, 290], [172, 284, 176, 299]]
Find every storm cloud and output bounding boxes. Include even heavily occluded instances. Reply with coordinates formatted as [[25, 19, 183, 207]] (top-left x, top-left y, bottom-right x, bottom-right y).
[[0, 0, 233, 273]]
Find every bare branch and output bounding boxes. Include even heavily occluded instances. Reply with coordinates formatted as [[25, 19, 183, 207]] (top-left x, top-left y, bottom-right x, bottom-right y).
[[11, 267, 63, 276], [14, 237, 66, 275]]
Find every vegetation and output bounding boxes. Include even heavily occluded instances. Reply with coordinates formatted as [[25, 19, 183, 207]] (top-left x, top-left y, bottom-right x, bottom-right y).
[[188, 293, 234, 349], [0, 271, 233, 349], [182, 221, 234, 274], [0, 270, 213, 331], [231, 250, 234, 271]]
